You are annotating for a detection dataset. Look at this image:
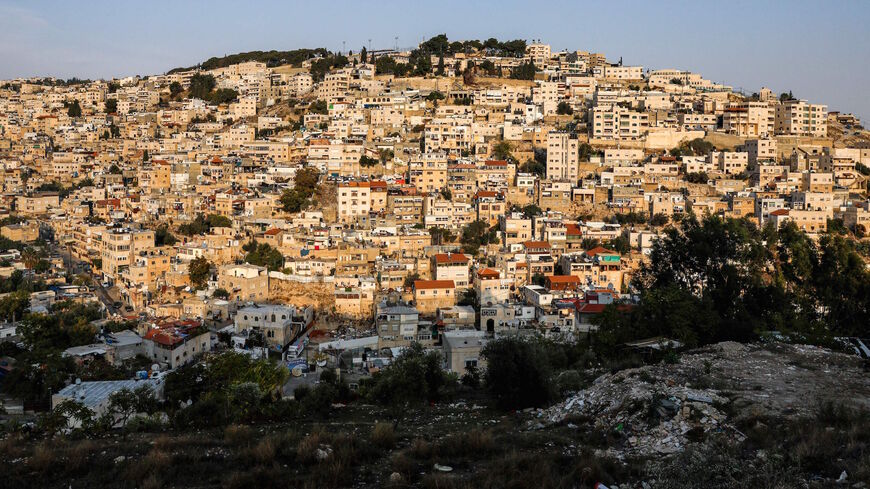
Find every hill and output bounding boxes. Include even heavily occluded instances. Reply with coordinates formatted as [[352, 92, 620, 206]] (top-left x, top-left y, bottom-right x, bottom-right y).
[[167, 48, 330, 73], [2, 341, 868, 488]]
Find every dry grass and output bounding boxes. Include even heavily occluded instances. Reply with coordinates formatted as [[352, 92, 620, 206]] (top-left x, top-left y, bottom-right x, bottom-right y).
[[29, 441, 57, 472], [435, 429, 495, 459], [224, 424, 254, 446], [296, 430, 326, 464], [125, 447, 171, 482], [142, 473, 163, 489], [371, 422, 396, 449], [0, 433, 26, 458], [248, 437, 277, 465], [65, 439, 97, 471]]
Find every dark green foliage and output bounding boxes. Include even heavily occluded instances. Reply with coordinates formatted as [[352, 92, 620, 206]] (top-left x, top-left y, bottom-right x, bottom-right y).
[[556, 101, 573, 115], [672, 138, 715, 157], [610, 211, 647, 225], [188, 256, 212, 290], [520, 158, 545, 177], [188, 74, 216, 100], [359, 155, 379, 167], [491, 140, 513, 161], [363, 343, 456, 405], [482, 337, 555, 410], [280, 167, 319, 213], [374, 56, 411, 76], [154, 224, 176, 246], [594, 215, 870, 351], [685, 171, 709, 184], [649, 213, 670, 227], [169, 48, 329, 73], [460, 220, 499, 255], [243, 241, 284, 271], [309, 54, 349, 82], [510, 61, 537, 80], [520, 204, 542, 219], [177, 213, 232, 236], [66, 99, 82, 117], [104, 99, 117, 114], [308, 99, 328, 114]]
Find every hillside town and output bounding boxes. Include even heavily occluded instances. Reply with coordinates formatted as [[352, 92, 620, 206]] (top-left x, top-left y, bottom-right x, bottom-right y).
[[1, 35, 869, 488]]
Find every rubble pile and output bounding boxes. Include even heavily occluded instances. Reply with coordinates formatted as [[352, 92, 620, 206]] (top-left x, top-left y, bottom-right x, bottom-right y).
[[536, 367, 734, 457], [534, 341, 870, 458]]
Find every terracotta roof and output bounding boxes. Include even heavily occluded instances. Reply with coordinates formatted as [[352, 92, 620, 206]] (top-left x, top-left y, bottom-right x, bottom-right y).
[[340, 181, 371, 188], [547, 275, 580, 283], [414, 279, 455, 290], [523, 240, 551, 249], [577, 303, 607, 314], [477, 268, 500, 279], [483, 160, 508, 167], [769, 209, 790, 216], [434, 253, 470, 265], [264, 228, 282, 235], [585, 246, 617, 256]]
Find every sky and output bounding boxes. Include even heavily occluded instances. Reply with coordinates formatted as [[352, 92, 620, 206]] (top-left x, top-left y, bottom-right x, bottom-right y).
[[1, 0, 868, 119]]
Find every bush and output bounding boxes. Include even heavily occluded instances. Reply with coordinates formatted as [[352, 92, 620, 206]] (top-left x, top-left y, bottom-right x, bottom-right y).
[[481, 338, 555, 410], [363, 343, 457, 406], [371, 422, 396, 449]]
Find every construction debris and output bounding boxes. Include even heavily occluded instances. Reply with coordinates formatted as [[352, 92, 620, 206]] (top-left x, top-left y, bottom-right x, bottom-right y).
[[534, 341, 870, 458]]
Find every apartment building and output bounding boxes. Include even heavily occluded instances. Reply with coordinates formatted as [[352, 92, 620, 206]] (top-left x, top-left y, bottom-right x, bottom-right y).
[[721, 102, 774, 138], [433, 252, 471, 289], [740, 138, 777, 165], [337, 182, 372, 223], [526, 43, 552, 66], [775, 100, 827, 137], [217, 263, 269, 303], [590, 105, 649, 140], [546, 132, 580, 182], [409, 154, 448, 193], [235, 304, 314, 350], [100, 228, 156, 283], [413, 279, 456, 315]]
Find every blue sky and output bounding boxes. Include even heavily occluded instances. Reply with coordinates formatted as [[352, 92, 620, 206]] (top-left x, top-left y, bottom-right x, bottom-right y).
[[1, 0, 868, 119]]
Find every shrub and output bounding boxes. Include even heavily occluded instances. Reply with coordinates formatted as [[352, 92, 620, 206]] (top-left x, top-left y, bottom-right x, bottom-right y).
[[482, 338, 555, 410], [371, 422, 396, 449], [224, 424, 254, 446]]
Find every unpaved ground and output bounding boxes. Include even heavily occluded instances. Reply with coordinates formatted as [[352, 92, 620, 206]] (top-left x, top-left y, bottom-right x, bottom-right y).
[[537, 341, 870, 458]]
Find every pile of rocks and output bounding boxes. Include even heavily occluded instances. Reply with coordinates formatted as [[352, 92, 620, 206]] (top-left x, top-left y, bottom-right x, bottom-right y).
[[535, 366, 735, 457]]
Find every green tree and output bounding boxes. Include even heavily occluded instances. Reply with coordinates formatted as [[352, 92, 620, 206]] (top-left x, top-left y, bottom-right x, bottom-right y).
[[243, 241, 284, 271], [104, 98, 118, 113], [188, 256, 212, 290], [510, 61, 537, 80], [556, 101, 573, 115], [67, 99, 82, 117], [154, 224, 177, 246], [460, 220, 498, 255], [364, 343, 456, 406], [482, 337, 555, 410], [491, 140, 514, 161], [189, 73, 216, 100], [308, 99, 328, 114]]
